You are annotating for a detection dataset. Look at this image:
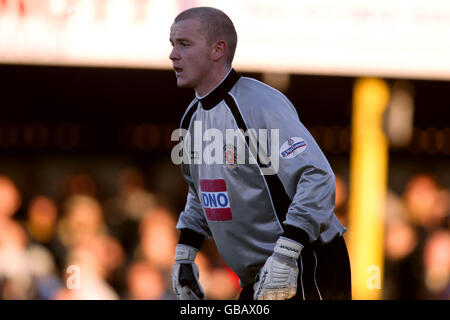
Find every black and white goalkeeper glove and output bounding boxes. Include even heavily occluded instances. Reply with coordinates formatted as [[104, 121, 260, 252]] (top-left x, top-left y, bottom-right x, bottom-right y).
[[253, 237, 303, 300], [172, 244, 205, 300]]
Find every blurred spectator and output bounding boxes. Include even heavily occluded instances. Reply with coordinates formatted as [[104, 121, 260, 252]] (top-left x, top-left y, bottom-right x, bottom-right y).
[[385, 215, 418, 262], [383, 193, 423, 299], [103, 167, 158, 262], [64, 174, 98, 198], [64, 234, 127, 298], [0, 219, 31, 299], [26, 196, 58, 244], [0, 175, 21, 221], [126, 261, 175, 300], [106, 167, 157, 222], [53, 234, 120, 300], [136, 207, 177, 273], [0, 219, 60, 299], [423, 230, 450, 299], [56, 194, 108, 249], [51, 193, 110, 283], [100, 235, 127, 296], [24, 195, 67, 273], [403, 173, 448, 231], [385, 191, 417, 261], [194, 250, 212, 293], [384, 173, 450, 299], [204, 266, 241, 300]]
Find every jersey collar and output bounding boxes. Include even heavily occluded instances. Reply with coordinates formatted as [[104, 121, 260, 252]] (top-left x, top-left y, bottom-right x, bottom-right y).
[[199, 68, 240, 110]]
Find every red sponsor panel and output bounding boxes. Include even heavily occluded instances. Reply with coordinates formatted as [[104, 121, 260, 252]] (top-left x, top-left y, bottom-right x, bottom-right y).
[[200, 179, 227, 192], [205, 207, 232, 221], [200, 179, 232, 221]]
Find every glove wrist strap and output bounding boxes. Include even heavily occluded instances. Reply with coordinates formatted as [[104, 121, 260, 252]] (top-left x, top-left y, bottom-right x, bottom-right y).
[[274, 237, 303, 260], [175, 244, 198, 262]]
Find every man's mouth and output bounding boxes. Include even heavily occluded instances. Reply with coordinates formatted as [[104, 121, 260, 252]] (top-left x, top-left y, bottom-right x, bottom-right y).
[[174, 67, 183, 74]]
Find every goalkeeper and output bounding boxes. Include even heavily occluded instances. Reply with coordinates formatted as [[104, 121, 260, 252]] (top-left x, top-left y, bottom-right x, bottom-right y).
[[169, 7, 351, 300]]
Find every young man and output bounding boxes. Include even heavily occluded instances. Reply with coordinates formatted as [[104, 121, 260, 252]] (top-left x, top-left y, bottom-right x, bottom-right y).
[[169, 7, 351, 300]]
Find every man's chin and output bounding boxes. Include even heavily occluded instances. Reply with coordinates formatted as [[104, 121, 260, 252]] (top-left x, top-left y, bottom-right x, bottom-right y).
[[176, 79, 192, 89]]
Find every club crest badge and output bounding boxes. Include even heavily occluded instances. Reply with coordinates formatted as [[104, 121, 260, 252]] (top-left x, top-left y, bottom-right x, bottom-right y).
[[223, 144, 238, 169]]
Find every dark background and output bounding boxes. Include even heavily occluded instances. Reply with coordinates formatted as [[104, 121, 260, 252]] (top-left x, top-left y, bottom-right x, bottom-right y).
[[1, 64, 449, 210]]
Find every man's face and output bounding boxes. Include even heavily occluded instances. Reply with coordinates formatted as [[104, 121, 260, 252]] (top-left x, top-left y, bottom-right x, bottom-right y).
[[169, 19, 213, 91]]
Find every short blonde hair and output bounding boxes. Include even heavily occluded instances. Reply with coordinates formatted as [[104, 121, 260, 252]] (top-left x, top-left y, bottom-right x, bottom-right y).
[[175, 7, 237, 64]]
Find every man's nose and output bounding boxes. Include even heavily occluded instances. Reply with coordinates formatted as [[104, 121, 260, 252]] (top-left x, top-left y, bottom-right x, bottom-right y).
[[169, 47, 179, 60]]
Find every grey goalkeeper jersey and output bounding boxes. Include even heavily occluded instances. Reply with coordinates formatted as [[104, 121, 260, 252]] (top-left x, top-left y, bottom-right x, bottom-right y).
[[176, 69, 345, 286]]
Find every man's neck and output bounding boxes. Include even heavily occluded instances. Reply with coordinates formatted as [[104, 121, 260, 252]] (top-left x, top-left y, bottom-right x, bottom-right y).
[[196, 66, 232, 99]]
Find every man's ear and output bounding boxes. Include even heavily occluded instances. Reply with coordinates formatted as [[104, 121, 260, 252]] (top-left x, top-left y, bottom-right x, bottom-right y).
[[211, 40, 227, 62]]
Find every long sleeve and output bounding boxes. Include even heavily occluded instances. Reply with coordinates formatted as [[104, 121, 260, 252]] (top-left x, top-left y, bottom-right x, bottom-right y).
[[243, 83, 338, 243], [176, 153, 212, 246]]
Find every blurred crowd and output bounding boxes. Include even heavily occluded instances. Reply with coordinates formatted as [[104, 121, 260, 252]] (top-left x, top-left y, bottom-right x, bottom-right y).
[[0, 166, 448, 300], [383, 173, 450, 299], [0, 167, 240, 300], [335, 172, 450, 300]]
